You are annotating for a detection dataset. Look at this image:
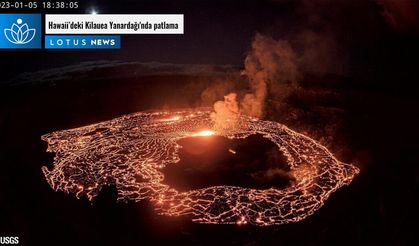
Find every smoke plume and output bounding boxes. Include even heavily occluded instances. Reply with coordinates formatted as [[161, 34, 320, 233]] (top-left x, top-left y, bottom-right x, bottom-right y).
[[210, 33, 299, 129], [210, 93, 239, 130]]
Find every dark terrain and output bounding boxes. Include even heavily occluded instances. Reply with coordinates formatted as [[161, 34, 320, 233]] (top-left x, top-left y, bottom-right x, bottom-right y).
[[164, 134, 292, 191]]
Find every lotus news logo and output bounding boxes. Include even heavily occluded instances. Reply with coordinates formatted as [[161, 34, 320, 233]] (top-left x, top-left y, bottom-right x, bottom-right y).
[[4, 18, 36, 44], [0, 14, 41, 49]]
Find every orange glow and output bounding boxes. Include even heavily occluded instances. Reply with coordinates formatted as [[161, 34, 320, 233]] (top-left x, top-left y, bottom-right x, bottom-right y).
[[192, 130, 215, 137], [42, 108, 359, 226], [159, 115, 181, 122]]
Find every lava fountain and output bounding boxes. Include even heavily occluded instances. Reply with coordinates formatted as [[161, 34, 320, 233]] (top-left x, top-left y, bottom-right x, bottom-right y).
[[42, 108, 359, 226], [192, 130, 215, 137]]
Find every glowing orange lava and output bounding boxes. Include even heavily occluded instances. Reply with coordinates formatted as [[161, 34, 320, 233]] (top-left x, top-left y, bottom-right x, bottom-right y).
[[41, 108, 359, 226], [228, 149, 237, 154], [158, 115, 181, 122], [192, 130, 215, 137]]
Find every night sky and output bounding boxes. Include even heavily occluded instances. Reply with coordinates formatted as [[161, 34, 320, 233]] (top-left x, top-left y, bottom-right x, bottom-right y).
[[1, 0, 418, 89]]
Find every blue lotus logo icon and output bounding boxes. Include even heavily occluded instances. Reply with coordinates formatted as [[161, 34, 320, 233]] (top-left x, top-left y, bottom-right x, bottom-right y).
[[4, 18, 36, 44]]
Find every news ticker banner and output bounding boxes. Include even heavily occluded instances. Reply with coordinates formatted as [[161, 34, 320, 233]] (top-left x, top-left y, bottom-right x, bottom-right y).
[[0, 13, 184, 49]]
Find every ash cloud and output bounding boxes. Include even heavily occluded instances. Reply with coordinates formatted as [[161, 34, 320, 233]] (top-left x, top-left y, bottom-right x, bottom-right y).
[[242, 33, 299, 117], [210, 93, 240, 130], [210, 33, 300, 129], [209, 1, 360, 128], [201, 78, 237, 106]]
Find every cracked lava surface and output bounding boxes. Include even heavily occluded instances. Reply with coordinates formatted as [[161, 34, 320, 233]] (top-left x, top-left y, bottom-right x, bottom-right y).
[[42, 108, 359, 226]]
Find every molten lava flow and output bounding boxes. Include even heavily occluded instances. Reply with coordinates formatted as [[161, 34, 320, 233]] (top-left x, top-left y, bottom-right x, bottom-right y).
[[192, 130, 215, 137], [41, 108, 359, 226], [158, 115, 181, 122]]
